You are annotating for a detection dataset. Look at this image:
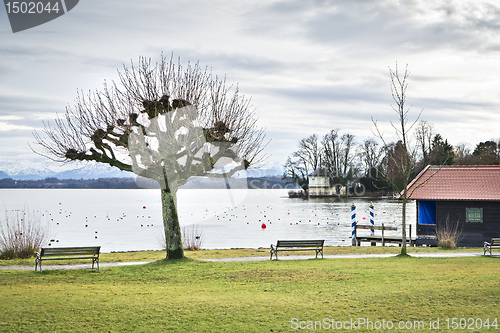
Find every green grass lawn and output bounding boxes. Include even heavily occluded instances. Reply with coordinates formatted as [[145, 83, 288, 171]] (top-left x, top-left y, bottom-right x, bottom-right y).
[[0, 253, 498, 332]]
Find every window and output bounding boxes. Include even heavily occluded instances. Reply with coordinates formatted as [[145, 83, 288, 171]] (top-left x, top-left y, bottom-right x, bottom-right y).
[[466, 208, 483, 223]]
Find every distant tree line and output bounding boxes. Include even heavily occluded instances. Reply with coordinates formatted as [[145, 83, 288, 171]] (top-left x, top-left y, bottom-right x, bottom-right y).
[[0, 177, 142, 189], [0, 176, 289, 189], [283, 121, 500, 194]]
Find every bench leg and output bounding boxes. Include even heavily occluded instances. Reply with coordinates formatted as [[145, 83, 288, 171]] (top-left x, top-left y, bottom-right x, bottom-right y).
[[35, 258, 43, 272], [483, 243, 492, 256], [35, 254, 42, 272], [270, 246, 277, 260], [93, 258, 100, 272]]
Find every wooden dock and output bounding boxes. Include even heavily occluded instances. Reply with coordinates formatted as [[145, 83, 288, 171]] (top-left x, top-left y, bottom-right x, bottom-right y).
[[353, 223, 414, 246]]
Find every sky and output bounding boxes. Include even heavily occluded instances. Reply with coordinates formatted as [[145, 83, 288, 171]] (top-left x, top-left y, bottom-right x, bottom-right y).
[[1, 0, 500, 172]]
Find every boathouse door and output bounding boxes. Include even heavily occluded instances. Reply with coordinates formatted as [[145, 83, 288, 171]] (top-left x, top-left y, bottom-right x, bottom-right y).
[[418, 200, 436, 225], [416, 200, 437, 245]]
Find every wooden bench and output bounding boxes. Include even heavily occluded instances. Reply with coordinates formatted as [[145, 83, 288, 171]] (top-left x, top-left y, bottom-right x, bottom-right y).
[[353, 223, 414, 246], [483, 238, 500, 256], [35, 246, 101, 272], [270, 240, 324, 260]]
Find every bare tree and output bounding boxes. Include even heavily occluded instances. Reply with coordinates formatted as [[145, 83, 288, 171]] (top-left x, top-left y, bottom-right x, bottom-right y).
[[322, 129, 341, 178], [454, 142, 473, 164], [372, 63, 421, 256], [283, 134, 321, 191], [322, 130, 356, 180], [340, 133, 356, 177], [415, 120, 433, 166], [358, 138, 383, 175], [293, 134, 321, 175], [33, 54, 267, 259], [283, 156, 309, 191]]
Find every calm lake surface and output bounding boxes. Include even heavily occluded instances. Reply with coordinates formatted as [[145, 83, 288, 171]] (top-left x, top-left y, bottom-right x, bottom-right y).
[[0, 189, 416, 253]]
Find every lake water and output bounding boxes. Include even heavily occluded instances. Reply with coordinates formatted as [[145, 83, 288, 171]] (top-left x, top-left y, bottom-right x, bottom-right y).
[[0, 189, 416, 253]]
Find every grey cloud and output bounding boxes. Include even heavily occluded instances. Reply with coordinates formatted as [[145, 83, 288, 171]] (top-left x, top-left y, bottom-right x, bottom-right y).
[[244, 0, 500, 54], [0, 128, 35, 138], [0, 92, 64, 132], [413, 96, 494, 112], [256, 82, 389, 105], [151, 48, 288, 76]]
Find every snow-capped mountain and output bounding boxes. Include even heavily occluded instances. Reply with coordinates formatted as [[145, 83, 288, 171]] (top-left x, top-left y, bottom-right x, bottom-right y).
[[53, 164, 134, 180], [0, 160, 284, 181], [0, 161, 57, 180], [235, 162, 284, 178], [0, 160, 134, 180]]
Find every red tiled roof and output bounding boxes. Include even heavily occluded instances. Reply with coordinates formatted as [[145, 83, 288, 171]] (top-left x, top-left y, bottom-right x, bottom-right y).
[[405, 165, 500, 201]]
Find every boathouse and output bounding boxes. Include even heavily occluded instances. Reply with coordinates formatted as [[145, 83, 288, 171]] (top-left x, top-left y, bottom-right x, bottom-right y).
[[308, 168, 333, 197], [406, 165, 500, 247]]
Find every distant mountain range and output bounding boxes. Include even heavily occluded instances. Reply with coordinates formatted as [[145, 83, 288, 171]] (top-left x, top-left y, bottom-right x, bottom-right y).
[[0, 161, 134, 180], [0, 160, 284, 181]]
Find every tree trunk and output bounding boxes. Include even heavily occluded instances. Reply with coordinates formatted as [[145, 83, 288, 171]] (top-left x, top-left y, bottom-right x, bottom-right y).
[[161, 188, 184, 259], [401, 187, 408, 256]]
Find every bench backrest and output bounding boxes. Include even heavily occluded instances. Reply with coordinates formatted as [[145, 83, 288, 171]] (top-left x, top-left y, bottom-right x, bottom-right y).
[[40, 246, 100, 257], [276, 240, 324, 248], [491, 238, 500, 245]]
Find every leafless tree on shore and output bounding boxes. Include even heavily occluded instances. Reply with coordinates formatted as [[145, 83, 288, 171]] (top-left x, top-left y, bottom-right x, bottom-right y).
[[33, 54, 267, 259]]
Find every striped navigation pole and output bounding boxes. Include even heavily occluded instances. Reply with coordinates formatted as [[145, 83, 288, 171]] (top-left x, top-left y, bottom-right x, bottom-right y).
[[351, 202, 356, 246], [370, 202, 375, 236]]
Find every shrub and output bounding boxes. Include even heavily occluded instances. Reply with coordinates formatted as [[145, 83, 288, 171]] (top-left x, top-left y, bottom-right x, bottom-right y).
[[436, 215, 463, 249], [287, 190, 305, 198], [0, 208, 50, 259], [181, 224, 204, 251], [158, 224, 204, 251]]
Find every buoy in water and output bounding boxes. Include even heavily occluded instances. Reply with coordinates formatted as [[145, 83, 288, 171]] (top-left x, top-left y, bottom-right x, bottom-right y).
[[143, 206, 146, 209], [261, 223, 267, 229]]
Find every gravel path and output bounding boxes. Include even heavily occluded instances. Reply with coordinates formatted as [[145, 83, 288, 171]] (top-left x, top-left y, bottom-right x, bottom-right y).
[[0, 261, 153, 271], [203, 252, 484, 262], [0, 252, 485, 270]]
